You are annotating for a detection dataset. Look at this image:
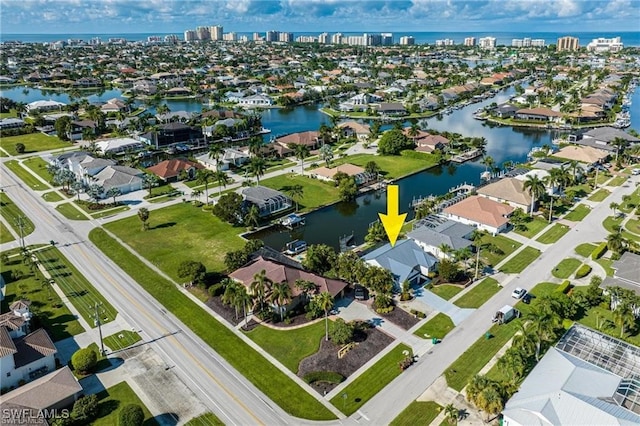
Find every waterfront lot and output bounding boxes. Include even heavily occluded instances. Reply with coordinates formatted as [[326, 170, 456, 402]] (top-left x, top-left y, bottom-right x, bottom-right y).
[[89, 229, 335, 420], [261, 173, 340, 211], [103, 202, 245, 278], [331, 152, 438, 179], [0, 133, 72, 155]]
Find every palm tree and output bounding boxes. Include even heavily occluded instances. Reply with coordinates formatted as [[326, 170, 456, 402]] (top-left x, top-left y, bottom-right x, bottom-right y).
[[142, 173, 158, 197], [105, 187, 121, 205], [476, 385, 504, 421], [438, 243, 453, 259], [248, 136, 263, 157], [236, 285, 252, 329], [295, 279, 317, 303], [316, 291, 334, 341], [250, 270, 272, 311], [137, 208, 150, 231], [481, 155, 496, 174], [466, 374, 490, 406], [523, 174, 546, 217], [443, 403, 458, 425], [291, 144, 310, 175], [208, 142, 225, 170], [284, 184, 304, 211], [497, 348, 527, 383], [525, 306, 560, 361], [407, 123, 419, 145], [191, 189, 203, 201], [270, 281, 292, 322], [610, 202, 620, 216], [607, 231, 626, 254], [244, 205, 260, 229], [249, 156, 267, 184], [471, 229, 487, 280], [222, 280, 241, 319], [611, 137, 628, 162], [568, 160, 583, 184], [319, 143, 333, 167], [213, 170, 230, 197], [196, 169, 215, 204], [613, 303, 635, 338], [71, 180, 84, 201]]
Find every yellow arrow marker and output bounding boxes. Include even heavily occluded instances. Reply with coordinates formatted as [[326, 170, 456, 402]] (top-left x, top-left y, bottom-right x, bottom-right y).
[[378, 184, 407, 247]]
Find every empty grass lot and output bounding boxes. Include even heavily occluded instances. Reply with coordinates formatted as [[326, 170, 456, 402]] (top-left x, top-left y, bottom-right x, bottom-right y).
[[480, 235, 521, 267], [514, 216, 548, 239], [89, 228, 335, 420], [260, 173, 340, 211], [92, 381, 159, 426], [0, 133, 72, 155], [444, 320, 521, 391], [35, 247, 117, 326], [55, 202, 89, 220], [390, 401, 443, 426], [330, 344, 412, 415], [608, 176, 627, 186], [588, 188, 610, 202], [0, 192, 35, 236], [330, 151, 438, 179], [413, 313, 455, 340], [246, 321, 325, 373], [5, 160, 49, 190], [185, 413, 225, 426], [428, 284, 464, 300], [0, 221, 15, 243], [564, 204, 591, 222], [103, 330, 142, 352], [552, 258, 582, 279], [22, 156, 53, 183], [454, 278, 501, 309], [1, 249, 84, 341], [536, 223, 570, 244], [500, 246, 541, 274], [104, 202, 245, 278], [42, 191, 64, 202], [575, 243, 597, 258]]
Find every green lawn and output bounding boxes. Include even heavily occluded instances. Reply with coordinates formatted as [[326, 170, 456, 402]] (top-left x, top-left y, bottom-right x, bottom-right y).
[[596, 173, 612, 185], [454, 278, 501, 309], [55, 202, 89, 220], [0, 249, 84, 341], [500, 247, 541, 274], [565, 183, 592, 199], [104, 202, 245, 278], [92, 381, 159, 426], [603, 216, 637, 242], [34, 247, 117, 327], [625, 218, 640, 238], [575, 243, 597, 258], [608, 176, 627, 186], [42, 191, 64, 202], [513, 216, 549, 239], [413, 313, 455, 340], [184, 413, 225, 426], [22, 156, 54, 183], [0, 192, 35, 236], [331, 151, 438, 179], [536, 223, 570, 244], [260, 173, 340, 212], [552, 258, 582, 279], [0, 133, 73, 155], [444, 320, 521, 391], [564, 204, 591, 222], [143, 184, 177, 199], [428, 284, 464, 300], [103, 330, 142, 352], [5, 160, 49, 190], [620, 188, 640, 213], [390, 401, 442, 426], [588, 189, 610, 202], [88, 229, 335, 420], [480, 235, 521, 267], [596, 258, 614, 277], [330, 344, 412, 415], [0, 221, 15, 243], [91, 205, 131, 218], [245, 321, 325, 373]]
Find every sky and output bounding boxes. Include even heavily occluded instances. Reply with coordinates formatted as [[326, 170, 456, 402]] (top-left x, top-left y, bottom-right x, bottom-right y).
[[1, 0, 639, 34]]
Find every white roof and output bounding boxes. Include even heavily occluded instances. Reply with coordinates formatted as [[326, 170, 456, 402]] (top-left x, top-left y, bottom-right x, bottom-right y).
[[95, 138, 143, 153], [27, 100, 66, 109], [514, 169, 550, 181]]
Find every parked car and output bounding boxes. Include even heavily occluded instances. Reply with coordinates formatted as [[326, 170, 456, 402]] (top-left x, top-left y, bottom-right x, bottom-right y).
[[522, 293, 533, 304], [512, 287, 526, 299], [632, 169, 640, 176], [354, 285, 367, 300]]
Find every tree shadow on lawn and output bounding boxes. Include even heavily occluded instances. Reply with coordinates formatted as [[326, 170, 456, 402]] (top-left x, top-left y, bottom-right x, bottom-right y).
[[152, 222, 176, 230]]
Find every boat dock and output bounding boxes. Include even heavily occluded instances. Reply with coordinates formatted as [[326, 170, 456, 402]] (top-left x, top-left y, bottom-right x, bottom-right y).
[[451, 148, 482, 163]]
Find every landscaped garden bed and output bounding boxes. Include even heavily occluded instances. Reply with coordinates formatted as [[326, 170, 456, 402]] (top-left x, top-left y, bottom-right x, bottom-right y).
[[374, 303, 420, 330]]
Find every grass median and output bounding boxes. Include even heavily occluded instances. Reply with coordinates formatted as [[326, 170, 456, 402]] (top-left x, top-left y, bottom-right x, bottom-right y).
[[330, 344, 411, 416], [0, 221, 15, 243], [552, 257, 582, 279], [454, 278, 501, 309], [55, 202, 89, 220], [0, 192, 35, 236], [588, 188, 610, 202], [89, 228, 336, 420], [5, 160, 49, 190]]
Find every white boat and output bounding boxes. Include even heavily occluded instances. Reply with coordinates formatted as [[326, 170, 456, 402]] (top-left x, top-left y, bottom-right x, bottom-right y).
[[284, 240, 307, 255], [257, 127, 271, 134], [281, 213, 305, 228]]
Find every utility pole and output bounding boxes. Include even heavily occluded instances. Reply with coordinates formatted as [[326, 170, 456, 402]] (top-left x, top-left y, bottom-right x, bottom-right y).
[[93, 303, 105, 356], [15, 216, 26, 249]]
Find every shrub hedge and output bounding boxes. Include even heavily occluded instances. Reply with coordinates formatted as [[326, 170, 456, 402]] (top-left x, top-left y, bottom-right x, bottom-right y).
[[591, 242, 607, 260], [574, 264, 592, 279], [555, 280, 572, 294]]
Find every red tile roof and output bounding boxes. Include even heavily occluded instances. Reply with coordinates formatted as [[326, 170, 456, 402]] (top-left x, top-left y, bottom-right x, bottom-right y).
[[147, 158, 204, 179], [443, 195, 514, 228]]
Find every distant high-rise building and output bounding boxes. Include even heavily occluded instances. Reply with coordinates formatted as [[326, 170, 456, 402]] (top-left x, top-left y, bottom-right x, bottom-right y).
[[223, 32, 237, 42], [436, 38, 454, 46], [164, 34, 179, 43], [210, 25, 223, 41], [331, 33, 343, 44], [531, 39, 545, 47], [318, 32, 329, 44], [89, 37, 101, 46], [184, 30, 196, 42], [147, 36, 162, 43], [557, 36, 579, 51], [512, 39, 523, 47], [253, 32, 262, 41], [381, 33, 393, 46], [399, 36, 415, 46], [586, 36, 623, 52], [266, 31, 280, 42], [479, 37, 496, 49], [464, 37, 476, 46], [196, 26, 210, 41], [279, 32, 294, 43]]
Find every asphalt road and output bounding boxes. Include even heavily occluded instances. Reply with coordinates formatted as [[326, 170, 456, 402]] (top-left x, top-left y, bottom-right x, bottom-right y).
[[2, 156, 637, 425]]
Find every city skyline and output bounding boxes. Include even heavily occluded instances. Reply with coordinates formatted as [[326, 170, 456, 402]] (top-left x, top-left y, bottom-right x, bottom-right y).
[[1, 0, 639, 35]]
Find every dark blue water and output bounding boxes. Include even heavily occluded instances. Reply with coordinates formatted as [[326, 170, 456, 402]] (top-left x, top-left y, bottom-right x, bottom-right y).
[[3, 32, 640, 46]]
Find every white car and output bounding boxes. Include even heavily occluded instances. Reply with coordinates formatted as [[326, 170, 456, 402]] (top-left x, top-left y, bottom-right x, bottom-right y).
[[512, 288, 526, 299], [632, 169, 640, 176]]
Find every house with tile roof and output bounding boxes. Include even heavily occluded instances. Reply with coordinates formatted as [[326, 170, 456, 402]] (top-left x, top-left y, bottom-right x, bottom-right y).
[[92, 165, 144, 195], [147, 158, 204, 182], [408, 220, 475, 260], [477, 177, 533, 212], [553, 145, 609, 166], [240, 186, 292, 217], [0, 327, 57, 389], [443, 195, 515, 235], [311, 163, 375, 186]]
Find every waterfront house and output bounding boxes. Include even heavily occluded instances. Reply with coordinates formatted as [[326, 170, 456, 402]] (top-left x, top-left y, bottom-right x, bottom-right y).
[[363, 239, 438, 289], [275, 131, 322, 152], [240, 186, 292, 217], [579, 127, 640, 151], [147, 158, 204, 182], [477, 177, 533, 212], [68, 119, 97, 141], [95, 137, 144, 155], [140, 122, 203, 149], [443, 195, 514, 235], [494, 104, 518, 118], [25, 100, 66, 115], [229, 256, 347, 314], [408, 220, 475, 260], [405, 130, 450, 153], [515, 107, 562, 122], [92, 165, 144, 196], [311, 163, 375, 186], [197, 148, 250, 171], [374, 102, 407, 116], [238, 94, 274, 107], [338, 121, 371, 140], [100, 98, 127, 113], [552, 145, 609, 166]]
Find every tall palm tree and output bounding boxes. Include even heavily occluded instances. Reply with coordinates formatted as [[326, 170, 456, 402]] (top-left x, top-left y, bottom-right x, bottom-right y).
[[481, 155, 496, 174], [208, 142, 225, 170], [244, 205, 260, 229], [316, 291, 334, 342], [291, 144, 310, 175], [196, 169, 215, 204], [407, 123, 419, 145], [284, 184, 304, 211], [525, 306, 560, 361], [105, 187, 121, 205], [568, 160, 583, 184], [222, 280, 241, 319], [438, 243, 453, 259], [611, 137, 628, 162], [137, 207, 150, 231], [248, 136, 263, 157], [142, 173, 158, 197], [213, 170, 231, 197], [270, 281, 292, 322], [471, 229, 487, 280], [249, 156, 267, 184], [295, 280, 317, 303], [609, 202, 620, 216], [613, 303, 635, 338], [235, 285, 252, 329], [607, 231, 626, 254], [250, 270, 272, 311], [523, 174, 546, 217]]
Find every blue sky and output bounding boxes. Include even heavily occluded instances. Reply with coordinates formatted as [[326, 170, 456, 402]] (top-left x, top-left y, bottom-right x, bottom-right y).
[[1, 0, 639, 34]]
